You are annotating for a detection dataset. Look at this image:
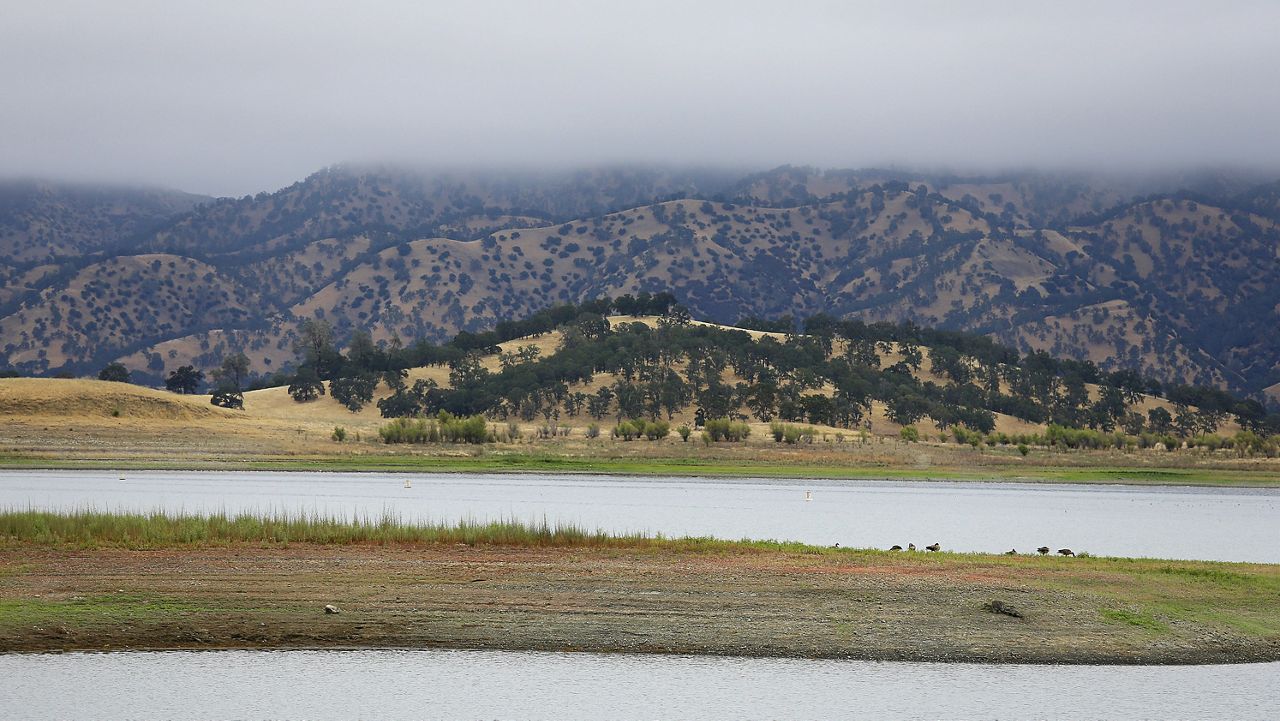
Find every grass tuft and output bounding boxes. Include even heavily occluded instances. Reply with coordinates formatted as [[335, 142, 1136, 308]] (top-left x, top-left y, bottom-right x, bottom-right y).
[[0, 510, 827, 553], [1101, 607, 1169, 632], [0, 509, 661, 549]]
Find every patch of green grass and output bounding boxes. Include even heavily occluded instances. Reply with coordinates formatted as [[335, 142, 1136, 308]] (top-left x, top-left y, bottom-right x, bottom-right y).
[[1199, 611, 1280, 637], [1142, 598, 1280, 639], [0, 509, 853, 555], [1101, 607, 1169, 632], [1155, 565, 1252, 586]]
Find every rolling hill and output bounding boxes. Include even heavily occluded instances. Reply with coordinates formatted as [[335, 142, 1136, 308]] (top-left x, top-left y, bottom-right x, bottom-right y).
[[0, 179, 208, 264], [1, 165, 1277, 401]]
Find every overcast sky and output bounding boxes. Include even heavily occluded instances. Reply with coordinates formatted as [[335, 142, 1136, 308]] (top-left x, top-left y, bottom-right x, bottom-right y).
[[3, 1, 1279, 196]]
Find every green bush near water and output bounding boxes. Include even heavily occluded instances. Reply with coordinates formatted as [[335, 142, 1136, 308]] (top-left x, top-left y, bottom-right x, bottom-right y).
[[704, 418, 750, 442], [769, 421, 815, 444], [612, 419, 669, 440], [378, 412, 492, 444]]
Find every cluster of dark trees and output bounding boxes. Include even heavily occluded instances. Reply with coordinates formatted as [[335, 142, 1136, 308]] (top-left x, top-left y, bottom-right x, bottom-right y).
[[284, 293, 679, 412], [161, 357, 249, 409], [279, 298, 1280, 439], [96, 355, 250, 409]]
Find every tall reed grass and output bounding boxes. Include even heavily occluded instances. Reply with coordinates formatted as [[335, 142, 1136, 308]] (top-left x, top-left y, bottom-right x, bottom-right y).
[[0, 509, 659, 549]]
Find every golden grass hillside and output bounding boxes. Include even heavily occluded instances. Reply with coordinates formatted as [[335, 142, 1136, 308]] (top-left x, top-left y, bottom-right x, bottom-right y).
[[0, 314, 1268, 480], [0, 378, 232, 421], [0, 316, 1242, 443]]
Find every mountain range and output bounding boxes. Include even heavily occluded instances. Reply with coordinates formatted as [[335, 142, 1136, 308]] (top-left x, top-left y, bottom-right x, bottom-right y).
[[2, 165, 1278, 402]]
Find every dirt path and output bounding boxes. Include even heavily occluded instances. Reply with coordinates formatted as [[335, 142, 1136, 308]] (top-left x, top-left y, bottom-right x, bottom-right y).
[[2, 544, 1277, 663]]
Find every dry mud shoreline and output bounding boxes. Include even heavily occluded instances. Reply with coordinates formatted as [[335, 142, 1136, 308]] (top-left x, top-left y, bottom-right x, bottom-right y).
[[2, 544, 1277, 665]]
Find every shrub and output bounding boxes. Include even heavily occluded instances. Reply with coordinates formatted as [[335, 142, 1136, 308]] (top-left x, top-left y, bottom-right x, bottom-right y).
[[1137, 431, 1180, 451], [438, 412, 489, 443], [1017, 443, 1029, 456], [613, 419, 641, 440], [1044, 424, 1127, 451], [769, 421, 785, 443], [586, 422, 600, 439], [952, 426, 985, 448], [332, 426, 347, 442], [379, 418, 433, 444], [378, 412, 489, 444], [677, 424, 691, 442], [643, 420, 671, 440], [704, 418, 750, 442], [899, 425, 919, 443], [613, 419, 669, 440], [774, 423, 815, 444], [1187, 434, 1225, 452]]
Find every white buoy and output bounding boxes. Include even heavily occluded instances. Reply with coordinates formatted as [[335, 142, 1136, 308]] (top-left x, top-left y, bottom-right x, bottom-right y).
[[403, 478, 412, 489], [804, 490, 812, 502]]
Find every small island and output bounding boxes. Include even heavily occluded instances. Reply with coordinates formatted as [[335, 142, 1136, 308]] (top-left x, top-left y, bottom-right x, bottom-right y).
[[2, 511, 1277, 664]]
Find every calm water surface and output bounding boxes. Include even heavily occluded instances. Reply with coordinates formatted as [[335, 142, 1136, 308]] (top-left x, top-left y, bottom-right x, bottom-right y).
[[3, 650, 1278, 720], [2, 470, 1278, 562]]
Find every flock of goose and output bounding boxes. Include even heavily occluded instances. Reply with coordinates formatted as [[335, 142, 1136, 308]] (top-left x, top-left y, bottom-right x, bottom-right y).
[[885, 543, 1076, 556]]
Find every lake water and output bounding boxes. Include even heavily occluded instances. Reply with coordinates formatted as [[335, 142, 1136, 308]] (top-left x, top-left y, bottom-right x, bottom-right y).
[[3, 649, 1278, 720], [2, 469, 1278, 562], [5, 472, 1279, 717]]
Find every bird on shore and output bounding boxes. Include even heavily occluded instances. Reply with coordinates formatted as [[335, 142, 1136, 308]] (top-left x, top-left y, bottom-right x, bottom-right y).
[[889, 544, 902, 551], [908, 543, 916, 551], [1057, 548, 1075, 557], [832, 542, 840, 549], [925, 542, 941, 552], [1004, 549, 1017, 555], [1037, 546, 1050, 555]]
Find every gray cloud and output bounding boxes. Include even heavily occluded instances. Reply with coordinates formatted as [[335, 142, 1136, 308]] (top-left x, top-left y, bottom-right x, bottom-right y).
[[3, 0, 1278, 196]]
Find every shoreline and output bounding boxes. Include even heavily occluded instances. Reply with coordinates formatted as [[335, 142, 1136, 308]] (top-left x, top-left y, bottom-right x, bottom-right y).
[[3, 532, 1278, 665], [5, 640, 1279, 666], [4, 454, 1280, 488]]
